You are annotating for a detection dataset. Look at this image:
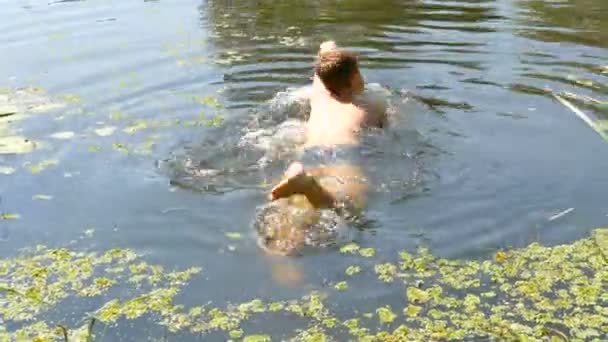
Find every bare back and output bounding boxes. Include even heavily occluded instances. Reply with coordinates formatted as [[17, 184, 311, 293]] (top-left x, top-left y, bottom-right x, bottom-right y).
[[306, 75, 385, 147]]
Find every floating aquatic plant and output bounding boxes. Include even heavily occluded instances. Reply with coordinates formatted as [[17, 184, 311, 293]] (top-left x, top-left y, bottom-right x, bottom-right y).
[[0, 213, 19, 220], [345, 265, 361, 276], [0, 228, 606, 341], [28, 160, 59, 174]]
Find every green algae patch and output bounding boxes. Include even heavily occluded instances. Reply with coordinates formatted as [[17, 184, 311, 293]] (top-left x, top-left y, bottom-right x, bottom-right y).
[[0, 228, 606, 341], [0, 246, 202, 340]]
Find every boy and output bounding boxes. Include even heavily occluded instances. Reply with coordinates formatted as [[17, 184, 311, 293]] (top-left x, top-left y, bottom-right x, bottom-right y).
[[256, 41, 386, 256], [269, 41, 385, 211]]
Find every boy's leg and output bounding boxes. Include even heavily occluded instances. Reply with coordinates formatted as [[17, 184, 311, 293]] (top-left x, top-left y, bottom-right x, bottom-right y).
[[270, 162, 367, 210]]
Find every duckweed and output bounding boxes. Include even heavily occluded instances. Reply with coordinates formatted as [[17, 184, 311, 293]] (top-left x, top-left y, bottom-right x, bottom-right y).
[[359, 248, 375, 258], [0, 228, 606, 341], [345, 265, 361, 276], [333, 281, 349, 291], [339, 243, 360, 254]]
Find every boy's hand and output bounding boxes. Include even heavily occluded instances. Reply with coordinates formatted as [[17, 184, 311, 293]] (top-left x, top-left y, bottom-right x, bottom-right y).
[[319, 40, 338, 54]]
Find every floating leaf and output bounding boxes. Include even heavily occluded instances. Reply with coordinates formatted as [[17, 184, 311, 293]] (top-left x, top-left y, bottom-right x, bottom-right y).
[[124, 120, 148, 134], [229, 329, 244, 339], [243, 335, 271, 342], [374, 263, 397, 282], [334, 281, 349, 291], [340, 243, 360, 254], [88, 145, 101, 153], [359, 248, 375, 258], [481, 291, 496, 298], [376, 306, 397, 324], [225, 232, 242, 240], [495, 251, 508, 263], [269, 302, 284, 312], [112, 143, 129, 153], [32, 194, 53, 200], [62, 94, 81, 103], [29, 160, 59, 174], [406, 287, 430, 304], [404, 305, 421, 318], [345, 265, 361, 276], [1, 213, 19, 220]]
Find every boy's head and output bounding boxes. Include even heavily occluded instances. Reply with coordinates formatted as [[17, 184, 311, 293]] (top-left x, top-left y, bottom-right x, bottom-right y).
[[315, 49, 364, 98]]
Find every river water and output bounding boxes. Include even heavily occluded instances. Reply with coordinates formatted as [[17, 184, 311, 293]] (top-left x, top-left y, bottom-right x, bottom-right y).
[[1, 0, 607, 340]]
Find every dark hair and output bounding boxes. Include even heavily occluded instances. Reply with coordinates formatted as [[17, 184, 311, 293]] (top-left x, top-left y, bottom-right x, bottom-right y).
[[314, 50, 359, 96]]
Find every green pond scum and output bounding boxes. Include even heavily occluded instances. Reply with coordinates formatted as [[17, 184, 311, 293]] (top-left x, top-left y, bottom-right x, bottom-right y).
[[0, 228, 605, 341]]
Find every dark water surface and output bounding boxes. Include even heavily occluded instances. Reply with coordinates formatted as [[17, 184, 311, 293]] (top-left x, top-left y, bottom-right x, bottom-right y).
[[1, 0, 607, 339]]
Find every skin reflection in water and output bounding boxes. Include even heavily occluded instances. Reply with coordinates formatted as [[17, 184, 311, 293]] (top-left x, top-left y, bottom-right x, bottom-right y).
[[270, 258, 304, 287]]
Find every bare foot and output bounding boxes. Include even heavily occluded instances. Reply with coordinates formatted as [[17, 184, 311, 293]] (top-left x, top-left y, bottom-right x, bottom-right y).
[[270, 162, 312, 200]]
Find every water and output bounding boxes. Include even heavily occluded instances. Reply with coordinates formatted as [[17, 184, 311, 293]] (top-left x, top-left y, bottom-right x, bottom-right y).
[[1, 0, 607, 339]]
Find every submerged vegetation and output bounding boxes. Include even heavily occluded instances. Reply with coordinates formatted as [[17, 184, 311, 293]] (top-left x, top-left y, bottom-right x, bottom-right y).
[[0, 228, 605, 341]]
